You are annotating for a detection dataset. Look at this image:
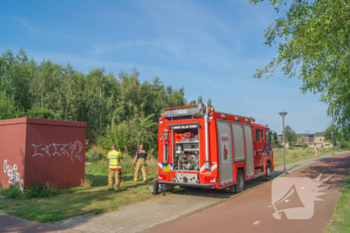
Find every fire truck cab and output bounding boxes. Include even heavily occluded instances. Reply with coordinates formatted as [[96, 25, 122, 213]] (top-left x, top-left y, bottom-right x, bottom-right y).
[[154, 103, 275, 194]]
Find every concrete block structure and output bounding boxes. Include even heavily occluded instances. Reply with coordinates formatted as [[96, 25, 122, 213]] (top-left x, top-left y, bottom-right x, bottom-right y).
[[0, 117, 86, 190]]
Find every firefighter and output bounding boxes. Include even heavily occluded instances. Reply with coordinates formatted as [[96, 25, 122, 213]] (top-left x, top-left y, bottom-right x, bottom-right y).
[[133, 144, 148, 182], [107, 144, 124, 191]]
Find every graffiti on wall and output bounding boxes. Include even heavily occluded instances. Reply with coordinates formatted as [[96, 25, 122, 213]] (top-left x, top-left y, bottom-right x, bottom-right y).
[[3, 159, 24, 191], [32, 140, 83, 162]]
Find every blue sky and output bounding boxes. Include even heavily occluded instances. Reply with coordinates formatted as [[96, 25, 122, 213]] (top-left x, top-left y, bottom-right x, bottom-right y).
[[0, 0, 331, 134]]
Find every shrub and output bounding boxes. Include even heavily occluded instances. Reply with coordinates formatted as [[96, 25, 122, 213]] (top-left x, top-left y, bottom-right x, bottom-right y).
[[302, 143, 308, 149], [24, 181, 59, 198], [341, 140, 350, 149], [0, 184, 23, 199], [289, 145, 295, 150]]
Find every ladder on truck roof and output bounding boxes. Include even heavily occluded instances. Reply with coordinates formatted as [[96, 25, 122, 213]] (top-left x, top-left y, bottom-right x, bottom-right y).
[[163, 104, 255, 122], [215, 111, 256, 123], [163, 104, 206, 118]]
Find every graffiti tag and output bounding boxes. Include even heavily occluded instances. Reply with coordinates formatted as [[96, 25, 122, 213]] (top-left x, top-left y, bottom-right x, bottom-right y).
[[31, 140, 83, 162], [3, 159, 24, 191]]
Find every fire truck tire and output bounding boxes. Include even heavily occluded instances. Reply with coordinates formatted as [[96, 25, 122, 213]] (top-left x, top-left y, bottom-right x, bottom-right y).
[[263, 163, 271, 181], [152, 180, 159, 195], [235, 170, 245, 193]]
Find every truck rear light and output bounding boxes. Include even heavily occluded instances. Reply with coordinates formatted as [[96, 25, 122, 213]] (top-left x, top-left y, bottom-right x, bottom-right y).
[[272, 161, 274, 166], [158, 174, 168, 180], [205, 177, 216, 183]]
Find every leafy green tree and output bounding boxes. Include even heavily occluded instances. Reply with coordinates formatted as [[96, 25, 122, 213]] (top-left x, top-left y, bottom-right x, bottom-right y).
[[26, 107, 60, 119], [0, 49, 199, 149], [251, 0, 350, 128], [197, 95, 203, 104], [123, 114, 157, 154], [284, 125, 297, 145], [102, 114, 157, 155], [325, 123, 341, 146], [0, 91, 22, 119]]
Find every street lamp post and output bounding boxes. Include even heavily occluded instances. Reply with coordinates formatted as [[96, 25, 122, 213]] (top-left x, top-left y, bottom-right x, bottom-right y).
[[279, 111, 288, 172], [331, 132, 334, 155]]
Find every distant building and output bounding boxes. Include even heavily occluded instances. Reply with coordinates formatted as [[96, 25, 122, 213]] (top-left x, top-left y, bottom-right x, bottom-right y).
[[296, 133, 308, 142], [278, 131, 332, 148]]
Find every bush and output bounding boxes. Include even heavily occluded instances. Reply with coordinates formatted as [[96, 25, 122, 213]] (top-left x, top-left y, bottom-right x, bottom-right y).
[[24, 181, 60, 198], [341, 140, 350, 150], [302, 143, 308, 149], [289, 145, 295, 150], [96, 136, 113, 151], [0, 184, 23, 199], [0, 181, 87, 199], [26, 107, 60, 119]]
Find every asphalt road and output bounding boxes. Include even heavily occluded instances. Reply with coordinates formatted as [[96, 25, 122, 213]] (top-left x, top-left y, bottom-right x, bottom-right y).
[[149, 152, 350, 233]]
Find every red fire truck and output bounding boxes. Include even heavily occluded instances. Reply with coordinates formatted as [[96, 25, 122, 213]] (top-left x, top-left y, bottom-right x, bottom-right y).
[[153, 103, 276, 194]]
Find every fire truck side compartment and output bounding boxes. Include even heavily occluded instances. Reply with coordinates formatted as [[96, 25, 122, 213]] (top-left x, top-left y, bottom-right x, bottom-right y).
[[231, 122, 245, 162], [243, 123, 255, 178], [172, 125, 200, 171], [216, 119, 234, 185]]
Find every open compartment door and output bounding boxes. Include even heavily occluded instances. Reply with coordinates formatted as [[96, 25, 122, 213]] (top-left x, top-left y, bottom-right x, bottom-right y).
[[216, 119, 234, 185]]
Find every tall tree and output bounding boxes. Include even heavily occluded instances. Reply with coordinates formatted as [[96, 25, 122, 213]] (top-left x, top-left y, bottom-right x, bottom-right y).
[[284, 125, 297, 145], [325, 123, 341, 146], [0, 91, 21, 119], [251, 0, 350, 127]]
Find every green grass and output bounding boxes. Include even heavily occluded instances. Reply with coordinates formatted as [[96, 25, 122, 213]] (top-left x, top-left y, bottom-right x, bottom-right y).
[[273, 147, 338, 167], [0, 153, 159, 223], [323, 172, 350, 233]]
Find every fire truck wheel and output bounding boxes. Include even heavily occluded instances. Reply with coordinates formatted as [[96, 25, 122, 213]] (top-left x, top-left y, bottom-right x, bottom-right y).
[[263, 163, 271, 181], [235, 170, 245, 193], [152, 180, 159, 195]]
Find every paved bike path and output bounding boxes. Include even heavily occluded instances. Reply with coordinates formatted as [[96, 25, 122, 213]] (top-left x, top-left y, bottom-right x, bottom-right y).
[[149, 152, 350, 233]]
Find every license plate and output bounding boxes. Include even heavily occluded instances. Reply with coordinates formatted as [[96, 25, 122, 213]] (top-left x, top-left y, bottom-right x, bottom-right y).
[[162, 166, 171, 173]]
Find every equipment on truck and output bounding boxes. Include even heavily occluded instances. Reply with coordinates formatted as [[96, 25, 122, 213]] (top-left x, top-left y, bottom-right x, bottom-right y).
[[154, 103, 276, 195]]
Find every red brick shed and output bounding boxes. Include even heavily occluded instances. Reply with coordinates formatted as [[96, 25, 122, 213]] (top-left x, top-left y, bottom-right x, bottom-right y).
[[0, 117, 86, 190]]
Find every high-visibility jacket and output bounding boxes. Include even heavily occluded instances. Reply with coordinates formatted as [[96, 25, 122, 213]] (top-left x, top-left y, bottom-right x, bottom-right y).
[[107, 150, 123, 170]]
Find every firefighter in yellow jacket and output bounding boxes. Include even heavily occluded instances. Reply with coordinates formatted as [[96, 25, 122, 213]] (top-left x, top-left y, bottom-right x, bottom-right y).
[[107, 144, 123, 191], [133, 144, 147, 182]]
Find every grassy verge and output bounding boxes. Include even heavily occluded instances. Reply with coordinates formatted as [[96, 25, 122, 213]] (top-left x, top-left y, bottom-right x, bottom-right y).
[[273, 147, 339, 167], [0, 150, 159, 223], [323, 172, 350, 232]]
